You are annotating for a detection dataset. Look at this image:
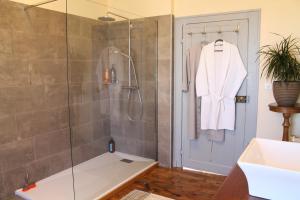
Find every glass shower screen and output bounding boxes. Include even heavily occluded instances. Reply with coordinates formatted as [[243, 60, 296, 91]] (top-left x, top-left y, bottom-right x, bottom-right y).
[[66, 1, 158, 199]]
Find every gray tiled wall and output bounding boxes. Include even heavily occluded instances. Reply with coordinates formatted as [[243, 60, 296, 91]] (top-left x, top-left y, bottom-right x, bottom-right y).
[[157, 15, 173, 167], [0, 1, 109, 199], [105, 16, 173, 166], [107, 19, 158, 160]]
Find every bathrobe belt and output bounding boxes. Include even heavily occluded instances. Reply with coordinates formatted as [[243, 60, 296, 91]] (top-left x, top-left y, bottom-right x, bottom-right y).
[[211, 93, 226, 129], [211, 93, 225, 111]]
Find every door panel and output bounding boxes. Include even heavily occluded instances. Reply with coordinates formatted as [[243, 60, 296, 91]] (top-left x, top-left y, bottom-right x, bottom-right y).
[[175, 12, 260, 175]]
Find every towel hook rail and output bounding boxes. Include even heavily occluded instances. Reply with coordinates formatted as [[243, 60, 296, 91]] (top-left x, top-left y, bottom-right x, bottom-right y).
[[187, 24, 240, 35]]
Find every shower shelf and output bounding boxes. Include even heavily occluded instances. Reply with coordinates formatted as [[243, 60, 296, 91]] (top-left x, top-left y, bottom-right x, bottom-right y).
[[121, 85, 139, 90], [103, 81, 119, 85]]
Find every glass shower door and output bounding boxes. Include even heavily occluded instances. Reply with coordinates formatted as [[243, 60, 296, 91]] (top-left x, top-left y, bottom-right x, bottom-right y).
[[66, 1, 158, 198]]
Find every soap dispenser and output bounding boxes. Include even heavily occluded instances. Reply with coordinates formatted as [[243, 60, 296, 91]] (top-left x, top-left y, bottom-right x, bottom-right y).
[[108, 138, 115, 153], [110, 64, 117, 84], [102, 67, 111, 84]]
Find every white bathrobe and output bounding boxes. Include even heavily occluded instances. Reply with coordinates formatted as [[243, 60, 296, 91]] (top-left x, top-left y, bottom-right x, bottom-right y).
[[196, 41, 247, 130]]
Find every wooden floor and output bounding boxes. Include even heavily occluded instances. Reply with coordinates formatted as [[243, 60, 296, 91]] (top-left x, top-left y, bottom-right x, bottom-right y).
[[107, 167, 226, 200]]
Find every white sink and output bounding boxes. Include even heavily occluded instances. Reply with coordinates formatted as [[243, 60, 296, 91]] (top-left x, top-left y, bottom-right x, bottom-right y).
[[238, 138, 300, 200]]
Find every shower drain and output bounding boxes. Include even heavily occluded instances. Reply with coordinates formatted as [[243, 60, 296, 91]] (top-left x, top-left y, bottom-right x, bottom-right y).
[[120, 159, 133, 163]]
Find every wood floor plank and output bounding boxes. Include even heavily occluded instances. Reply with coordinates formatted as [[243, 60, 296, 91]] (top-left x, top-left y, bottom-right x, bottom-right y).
[[107, 167, 226, 200]]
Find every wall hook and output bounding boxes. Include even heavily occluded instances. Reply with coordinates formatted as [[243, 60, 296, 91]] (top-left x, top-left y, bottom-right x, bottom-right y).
[[235, 25, 240, 33], [201, 24, 207, 35], [217, 26, 222, 34]]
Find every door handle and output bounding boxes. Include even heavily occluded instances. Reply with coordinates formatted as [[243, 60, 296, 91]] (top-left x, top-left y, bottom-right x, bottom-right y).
[[235, 96, 248, 103]]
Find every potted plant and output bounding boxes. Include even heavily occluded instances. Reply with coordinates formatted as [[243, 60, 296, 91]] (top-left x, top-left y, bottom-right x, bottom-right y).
[[259, 34, 300, 106]]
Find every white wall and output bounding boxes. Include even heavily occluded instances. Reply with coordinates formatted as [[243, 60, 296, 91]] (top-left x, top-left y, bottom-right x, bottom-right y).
[[173, 0, 300, 140], [107, 0, 172, 18], [10, 0, 173, 19], [11, 0, 107, 19]]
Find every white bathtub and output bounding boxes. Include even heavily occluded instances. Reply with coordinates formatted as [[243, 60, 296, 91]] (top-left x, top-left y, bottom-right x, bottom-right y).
[[15, 152, 156, 200]]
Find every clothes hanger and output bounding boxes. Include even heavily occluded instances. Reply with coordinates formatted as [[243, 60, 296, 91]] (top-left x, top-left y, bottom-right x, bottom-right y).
[[215, 39, 223, 44], [214, 27, 223, 52]]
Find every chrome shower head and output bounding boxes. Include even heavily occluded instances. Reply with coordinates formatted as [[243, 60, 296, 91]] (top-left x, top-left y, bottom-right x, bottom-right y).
[[98, 15, 115, 22], [98, 11, 130, 23]]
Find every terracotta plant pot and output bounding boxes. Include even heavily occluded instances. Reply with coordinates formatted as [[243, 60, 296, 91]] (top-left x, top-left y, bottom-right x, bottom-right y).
[[273, 81, 300, 107]]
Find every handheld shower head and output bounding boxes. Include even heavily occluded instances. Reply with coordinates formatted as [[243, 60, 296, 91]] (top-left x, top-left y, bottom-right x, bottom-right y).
[[112, 50, 131, 59]]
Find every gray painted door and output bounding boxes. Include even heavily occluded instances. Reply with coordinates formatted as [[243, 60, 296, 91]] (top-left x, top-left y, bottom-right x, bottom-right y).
[[173, 11, 260, 175]]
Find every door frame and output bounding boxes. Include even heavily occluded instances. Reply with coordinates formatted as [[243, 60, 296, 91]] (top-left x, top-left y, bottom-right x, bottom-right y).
[[173, 10, 261, 168]]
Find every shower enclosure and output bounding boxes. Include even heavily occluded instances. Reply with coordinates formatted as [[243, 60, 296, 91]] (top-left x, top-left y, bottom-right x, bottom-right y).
[[0, 0, 161, 199], [68, 1, 159, 199]]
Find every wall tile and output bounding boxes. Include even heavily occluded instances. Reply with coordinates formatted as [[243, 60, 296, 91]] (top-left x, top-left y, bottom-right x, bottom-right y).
[[71, 123, 93, 147], [25, 158, 50, 183], [12, 32, 66, 60], [24, 11, 66, 37], [143, 101, 156, 123], [0, 55, 29, 88], [3, 167, 27, 197], [157, 15, 173, 167], [14, 85, 46, 113], [107, 22, 129, 40], [141, 58, 157, 82], [0, 28, 12, 54], [35, 35, 67, 60], [158, 59, 171, 82], [110, 119, 122, 138], [0, 173, 5, 199], [143, 141, 157, 160], [92, 24, 108, 41], [48, 150, 72, 175], [69, 60, 93, 83], [69, 83, 83, 104], [16, 107, 69, 138], [0, 87, 17, 118], [30, 59, 67, 85], [93, 119, 110, 140], [158, 122, 171, 167], [0, 138, 34, 172], [44, 84, 68, 108], [67, 15, 81, 37], [0, 0, 11, 30], [0, 115, 19, 145], [158, 15, 172, 38], [141, 81, 156, 103], [158, 92, 171, 121], [142, 121, 157, 142], [109, 99, 128, 121], [34, 129, 70, 159], [113, 136, 126, 152], [80, 17, 98, 39], [69, 103, 92, 126], [122, 120, 143, 140], [125, 139, 144, 157], [68, 37, 92, 60], [71, 140, 106, 165], [109, 84, 128, 100]]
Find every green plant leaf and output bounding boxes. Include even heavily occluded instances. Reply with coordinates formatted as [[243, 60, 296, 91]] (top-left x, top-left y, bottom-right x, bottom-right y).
[[258, 34, 300, 81]]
